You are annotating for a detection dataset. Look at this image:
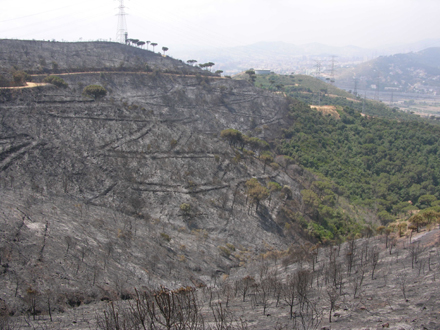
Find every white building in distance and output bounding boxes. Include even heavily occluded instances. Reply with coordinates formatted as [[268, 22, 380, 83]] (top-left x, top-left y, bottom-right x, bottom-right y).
[[255, 69, 271, 75]]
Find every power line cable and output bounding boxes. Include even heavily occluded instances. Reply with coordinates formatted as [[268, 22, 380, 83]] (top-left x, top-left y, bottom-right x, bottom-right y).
[[0, 1, 92, 23]]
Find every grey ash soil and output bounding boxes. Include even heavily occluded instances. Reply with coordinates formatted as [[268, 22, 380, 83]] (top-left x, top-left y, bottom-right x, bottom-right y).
[[1, 40, 438, 330], [4, 229, 440, 330], [0, 39, 199, 75], [0, 40, 307, 321]]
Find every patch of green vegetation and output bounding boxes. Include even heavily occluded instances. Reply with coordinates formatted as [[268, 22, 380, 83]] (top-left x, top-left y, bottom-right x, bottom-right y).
[[254, 74, 352, 98], [43, 75, 68, 88], [12, 70, 31, 86], [160, 233, 171, 242], [82, 84, 107, 99], [278, 100, 440, 216]]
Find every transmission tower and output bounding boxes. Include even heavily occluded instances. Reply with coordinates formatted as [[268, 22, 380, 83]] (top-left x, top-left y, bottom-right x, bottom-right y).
[[116, 0, 128, 44], [374, 75, 380, 101], [362, 89, 366, 113], [314, 60, 322, 79], [353, 75, 358, 96], [330, 55, 337, 84]]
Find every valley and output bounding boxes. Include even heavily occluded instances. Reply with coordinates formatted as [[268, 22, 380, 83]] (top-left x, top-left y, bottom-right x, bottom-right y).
[[0, 39, 440, 329]]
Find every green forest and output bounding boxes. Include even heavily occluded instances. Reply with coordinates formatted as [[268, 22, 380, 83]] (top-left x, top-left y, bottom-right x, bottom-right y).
[[231, 73, 440, 240], [279, 99, 440, 211]]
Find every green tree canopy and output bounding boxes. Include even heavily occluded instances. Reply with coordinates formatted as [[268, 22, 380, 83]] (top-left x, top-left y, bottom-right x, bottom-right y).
[[245, 69, 256, 84], [82, 85, 107, 99], [418, 194, 437, 209], [246, 178, 269, 211], [43, 75, 68, 88], [220, 129, 244, 148]]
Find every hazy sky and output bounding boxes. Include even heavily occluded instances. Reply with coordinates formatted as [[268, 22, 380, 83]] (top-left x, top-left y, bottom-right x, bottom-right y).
[[1, 0, 439, 50]]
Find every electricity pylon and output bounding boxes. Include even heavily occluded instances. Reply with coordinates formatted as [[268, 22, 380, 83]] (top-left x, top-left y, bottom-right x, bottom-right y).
[[116, 0, 128, 44]]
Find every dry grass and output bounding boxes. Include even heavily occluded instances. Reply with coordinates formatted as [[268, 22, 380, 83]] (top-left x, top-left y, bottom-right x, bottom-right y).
[[310, 105, 340, 119]]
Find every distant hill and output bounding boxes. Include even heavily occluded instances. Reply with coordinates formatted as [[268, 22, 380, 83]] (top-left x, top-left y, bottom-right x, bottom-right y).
[[172, 39, 440, 76], [172, 41, 374, 75], [337, 47, 440, 94], [379, 38, 440, 55]]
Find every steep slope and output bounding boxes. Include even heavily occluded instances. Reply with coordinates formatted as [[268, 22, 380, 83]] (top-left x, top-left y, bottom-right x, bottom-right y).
[[0, 41, 320, 315], [28, 71, 292, 136]]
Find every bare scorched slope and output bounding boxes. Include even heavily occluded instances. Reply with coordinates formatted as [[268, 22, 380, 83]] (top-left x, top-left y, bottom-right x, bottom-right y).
[[0, 41, 311, 314], [0, 39, 200, 74]]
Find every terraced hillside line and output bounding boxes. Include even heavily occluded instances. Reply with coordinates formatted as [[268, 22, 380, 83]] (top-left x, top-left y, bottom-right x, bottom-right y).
[[132, 183, 230, 194], [46, 112, 154, 123], [131, 174, 279, 195], [0, 140, 40, 171], [0, 40, 307, 322], [100, 123, 156, 150], [87, 183, 118, 203]]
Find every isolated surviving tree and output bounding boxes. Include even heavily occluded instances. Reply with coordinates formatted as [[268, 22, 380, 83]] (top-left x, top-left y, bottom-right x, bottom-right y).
[[151, 42, 158, 52], [208, 62, 215, 71], [245, 178, 269, 212], [260, 152, 274, 173], [146, 40, 151, 50], [12, 71, 30, 86], [398, 222, 407, 237], [409, 213, 425, 233], [275, 83, 284, 91], [245, 69, 256, 84], [82, 85, 107, 99], [162, 47, 169, 56], [220, 128, 244, 148], [246, 137, 269, 157], [43, 75, 68, 88]]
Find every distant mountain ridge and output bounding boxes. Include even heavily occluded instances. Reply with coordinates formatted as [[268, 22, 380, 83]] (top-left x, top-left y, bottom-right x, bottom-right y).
[[172, 38, 440, 75], [172, 41, 373, 74], [337, 47, 440, 93]]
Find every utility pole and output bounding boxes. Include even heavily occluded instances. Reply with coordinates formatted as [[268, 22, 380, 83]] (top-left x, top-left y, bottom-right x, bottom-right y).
[[313, 60, 322, 106], [116, 0, 128, 44]]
